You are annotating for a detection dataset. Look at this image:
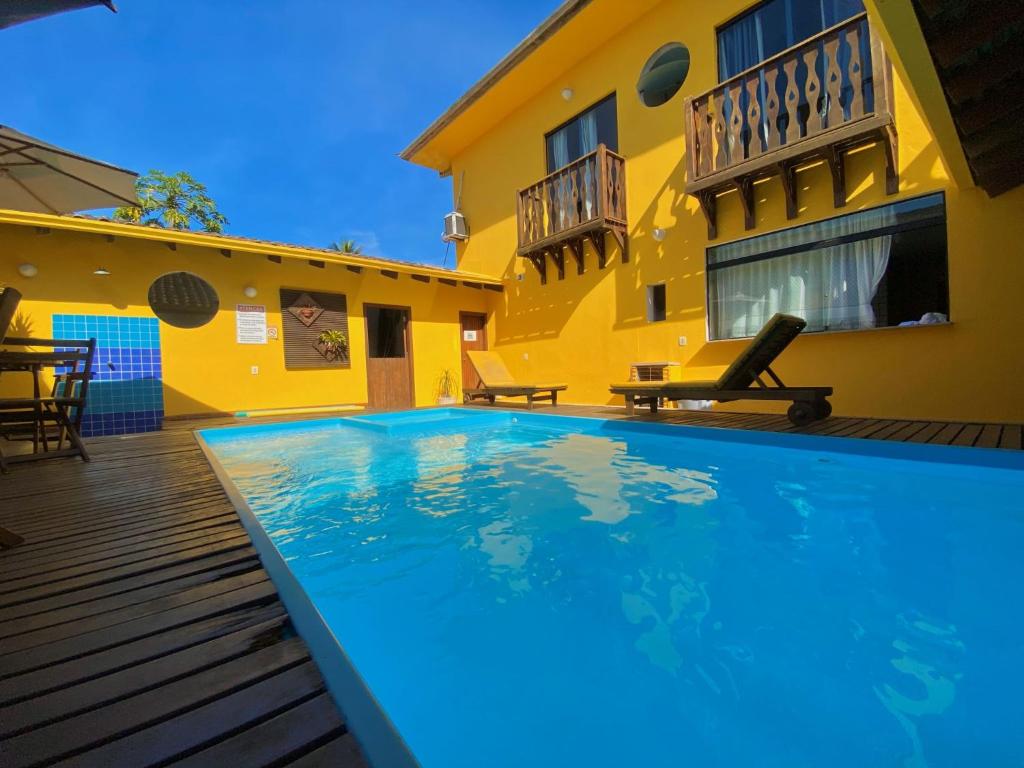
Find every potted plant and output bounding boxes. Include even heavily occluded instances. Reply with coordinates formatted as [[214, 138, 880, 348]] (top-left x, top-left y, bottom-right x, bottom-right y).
[[437, 368, 458, 406], [316, 329, 348, 362]]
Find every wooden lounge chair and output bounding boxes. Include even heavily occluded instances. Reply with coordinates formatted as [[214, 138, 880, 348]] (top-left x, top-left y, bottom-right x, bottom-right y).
[[610, 313, 832, 426], [464, 350, 567, 410]]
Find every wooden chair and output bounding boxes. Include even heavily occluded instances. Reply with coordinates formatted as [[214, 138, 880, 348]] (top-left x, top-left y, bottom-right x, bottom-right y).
[[610, 314, 833, 426], [0, 337, 96, 471], [464, 350, 567, 410]]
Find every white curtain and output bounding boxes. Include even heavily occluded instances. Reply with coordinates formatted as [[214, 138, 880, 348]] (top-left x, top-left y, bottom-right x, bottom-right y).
[[551, 130, 570, 170], [579, 112, 599, 219], [711, 207, 895, 340]]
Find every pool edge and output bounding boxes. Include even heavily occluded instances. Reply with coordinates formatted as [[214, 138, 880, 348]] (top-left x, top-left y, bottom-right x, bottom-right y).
[[193, 430, 420, 768]]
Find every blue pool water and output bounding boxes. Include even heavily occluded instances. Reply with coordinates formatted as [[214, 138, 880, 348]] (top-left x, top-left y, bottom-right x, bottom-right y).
[[201, 410, 1024, 768]]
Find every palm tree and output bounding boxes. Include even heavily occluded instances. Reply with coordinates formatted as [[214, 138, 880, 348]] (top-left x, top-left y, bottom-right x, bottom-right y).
[[328, 239, 363, 254]]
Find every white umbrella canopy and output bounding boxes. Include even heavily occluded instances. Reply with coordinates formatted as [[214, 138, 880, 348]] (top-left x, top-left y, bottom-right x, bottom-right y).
[[0, 0, 115, 30], [0, 125, 139, 214]]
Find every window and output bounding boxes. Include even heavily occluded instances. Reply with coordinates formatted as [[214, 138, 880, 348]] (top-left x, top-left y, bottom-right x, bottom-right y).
[[366, 307, 407, 358], [717, 0, 865, 80], [647, 284, 667, 322], [147, 272, 219, 329], [638, 43, 690, 107], [707, 193, 949, 340], [545, 94, 618, 173]]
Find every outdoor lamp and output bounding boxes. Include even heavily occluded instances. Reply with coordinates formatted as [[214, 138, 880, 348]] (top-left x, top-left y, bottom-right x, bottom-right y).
[[652, 228, 667, 242], [93, 267, 111, 276], [561, 87, 574, 101], [243, 285, 258, 298], [18, 263, 38, 278]]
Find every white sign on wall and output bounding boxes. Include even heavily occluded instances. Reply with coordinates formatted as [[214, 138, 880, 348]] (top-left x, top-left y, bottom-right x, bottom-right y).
[[463, 330, 478, 342], [236, 304, 268, 344]]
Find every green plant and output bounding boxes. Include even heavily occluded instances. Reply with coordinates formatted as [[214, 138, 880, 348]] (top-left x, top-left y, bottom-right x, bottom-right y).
[[113, 170, 228, 233], [316, 329, 349, 361], [437, 368, 458, 398], [328, 239, 363, 254]]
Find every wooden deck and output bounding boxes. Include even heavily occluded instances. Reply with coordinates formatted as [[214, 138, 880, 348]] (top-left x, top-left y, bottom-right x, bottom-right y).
[[0, 420, 367, 768], [505, 404, 1024, 450], [0, 405, 1020, 767]]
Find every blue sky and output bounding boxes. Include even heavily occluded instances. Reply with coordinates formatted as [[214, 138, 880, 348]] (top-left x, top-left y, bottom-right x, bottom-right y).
[[3, 0, 560, 265]]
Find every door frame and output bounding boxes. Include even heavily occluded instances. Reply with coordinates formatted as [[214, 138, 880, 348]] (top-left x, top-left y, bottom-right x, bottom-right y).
[[459, 312, 488, 389], [363, 303, 415, 408]]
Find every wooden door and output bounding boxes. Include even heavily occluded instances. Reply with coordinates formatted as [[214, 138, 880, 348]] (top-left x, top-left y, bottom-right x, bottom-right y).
[[459, 312, 487, 389], [365, 305, 414, 410]]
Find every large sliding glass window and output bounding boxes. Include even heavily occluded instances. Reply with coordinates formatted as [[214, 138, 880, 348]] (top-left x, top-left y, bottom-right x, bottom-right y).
[[545, 95, 618, 173], [717, 0, 865, 80], [707, 194, 949, 340]]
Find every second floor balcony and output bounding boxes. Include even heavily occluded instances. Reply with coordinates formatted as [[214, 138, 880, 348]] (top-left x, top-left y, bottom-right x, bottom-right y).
[[684, 13, 897, 238], [516, 145, 627, 284]]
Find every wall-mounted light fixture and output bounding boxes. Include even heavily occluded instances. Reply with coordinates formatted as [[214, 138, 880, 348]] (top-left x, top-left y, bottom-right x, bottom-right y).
[[561, 87, 574, 101], [652, 228, 667, 242], [18, 263, 38, 278], [243, 285, 258, 299], [93, 267, 111, 276]]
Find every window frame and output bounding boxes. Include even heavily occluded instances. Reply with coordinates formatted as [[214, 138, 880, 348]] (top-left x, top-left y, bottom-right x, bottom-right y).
[[703, 192, 950, 341], [647, 283, 667, 323], [543, 92, 618, 173]]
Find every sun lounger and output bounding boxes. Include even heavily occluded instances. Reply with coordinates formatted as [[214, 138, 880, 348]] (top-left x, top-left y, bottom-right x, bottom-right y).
[[464, 350, 567, 410], [610, 313, 832, 426]]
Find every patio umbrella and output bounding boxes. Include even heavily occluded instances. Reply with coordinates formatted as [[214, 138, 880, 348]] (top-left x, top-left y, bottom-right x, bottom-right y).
[[0, 0, 116, 30], [0, 125, 138, 214]]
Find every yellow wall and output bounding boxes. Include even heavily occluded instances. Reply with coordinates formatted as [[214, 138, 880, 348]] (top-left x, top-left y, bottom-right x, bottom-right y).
[[441, 0, 1024, 423], [0, 224, 488, 417]]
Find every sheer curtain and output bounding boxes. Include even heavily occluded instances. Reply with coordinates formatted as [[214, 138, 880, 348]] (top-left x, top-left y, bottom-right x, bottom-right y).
[[711, 207, 895, 339], [579, 111, 598, 219]]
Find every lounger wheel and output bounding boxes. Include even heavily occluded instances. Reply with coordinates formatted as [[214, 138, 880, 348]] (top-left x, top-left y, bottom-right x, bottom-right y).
[[815, 400, 832, 419], [787, 401, 817, 427]]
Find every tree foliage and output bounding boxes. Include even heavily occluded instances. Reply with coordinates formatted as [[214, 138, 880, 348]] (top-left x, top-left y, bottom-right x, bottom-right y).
[[328, 239, 363, 254], [114, 170, 228, 233]]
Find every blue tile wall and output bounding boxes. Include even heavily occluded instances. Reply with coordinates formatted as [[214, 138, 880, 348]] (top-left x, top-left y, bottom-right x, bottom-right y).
[[52, 315, 164, 437]]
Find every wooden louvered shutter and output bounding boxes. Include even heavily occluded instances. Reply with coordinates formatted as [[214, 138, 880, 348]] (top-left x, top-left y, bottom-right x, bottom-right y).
[[279, 288, 351, 369]]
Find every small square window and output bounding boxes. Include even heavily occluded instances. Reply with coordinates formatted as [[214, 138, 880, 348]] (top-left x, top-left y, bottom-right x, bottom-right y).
[[647, 284, 666, 323]]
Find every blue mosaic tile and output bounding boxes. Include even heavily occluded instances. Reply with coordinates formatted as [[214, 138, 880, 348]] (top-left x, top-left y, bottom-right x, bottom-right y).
[[53, 315, 164, 437]]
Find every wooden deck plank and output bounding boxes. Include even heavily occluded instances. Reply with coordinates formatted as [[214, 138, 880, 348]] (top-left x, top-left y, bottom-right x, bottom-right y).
[[169, 692, 349, 768], [0, 603, 287, 706], [999, 425, 1022, 450], [0, 614, 288, 738], [975, 424, 1003, 449], [0, 579, 277, 678], [1, 640, 311, 768], [284, 733, 369, 768], [57, 662, 324, 768], [0, 558, 258, 640]]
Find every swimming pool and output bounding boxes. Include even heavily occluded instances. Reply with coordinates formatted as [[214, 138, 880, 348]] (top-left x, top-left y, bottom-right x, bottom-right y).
[[200, 409, 1024, 768]]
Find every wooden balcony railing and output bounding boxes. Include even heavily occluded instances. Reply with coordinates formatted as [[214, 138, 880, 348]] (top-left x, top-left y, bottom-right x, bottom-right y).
[[684, 13, 897, 238], [516, 145, 627, 283]]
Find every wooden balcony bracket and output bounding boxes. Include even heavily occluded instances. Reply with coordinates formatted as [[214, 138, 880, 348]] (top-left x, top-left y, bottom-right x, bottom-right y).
[[825, 146, 847, 207], [526, 253, 547, 285], [565, 238, 585, 275], [733, 177, 756, 230], [550, 249, 566, 281], [696, 190, 718, 240], [778, 162, 799, 219]]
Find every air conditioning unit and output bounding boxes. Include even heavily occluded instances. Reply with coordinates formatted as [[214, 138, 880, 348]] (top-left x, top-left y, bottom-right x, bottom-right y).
[[442, 211, 469, 242]]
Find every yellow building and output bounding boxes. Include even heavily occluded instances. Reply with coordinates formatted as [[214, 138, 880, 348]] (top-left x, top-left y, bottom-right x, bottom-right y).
[[0, 211, 495, 432], [402, 0, 1024, 423]]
